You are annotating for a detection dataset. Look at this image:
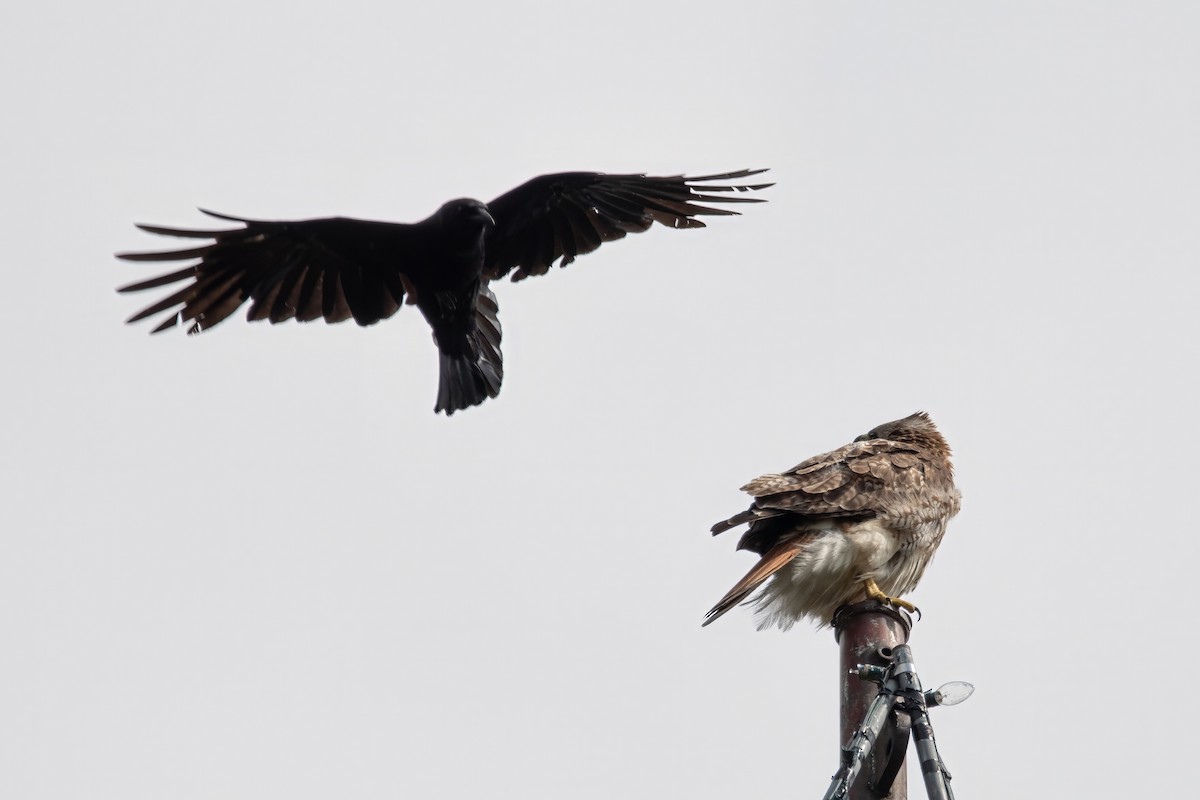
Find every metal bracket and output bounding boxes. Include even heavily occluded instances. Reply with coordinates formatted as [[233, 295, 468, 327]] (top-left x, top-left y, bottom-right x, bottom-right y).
[[869, 707, 911, 796], [831, 600, 913, 643]]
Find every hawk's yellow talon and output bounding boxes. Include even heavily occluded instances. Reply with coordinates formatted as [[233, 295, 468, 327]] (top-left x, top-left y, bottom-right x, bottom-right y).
[[863, 578, 920, 616]]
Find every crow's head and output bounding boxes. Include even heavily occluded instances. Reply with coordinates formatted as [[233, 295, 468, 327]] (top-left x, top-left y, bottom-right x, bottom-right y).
[[436, 198, 496, 237]]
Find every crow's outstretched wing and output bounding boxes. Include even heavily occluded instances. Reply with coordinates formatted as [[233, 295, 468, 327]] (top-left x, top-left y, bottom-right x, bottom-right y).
[[117, 211, 425, 334], [481, 169, 771, 282]]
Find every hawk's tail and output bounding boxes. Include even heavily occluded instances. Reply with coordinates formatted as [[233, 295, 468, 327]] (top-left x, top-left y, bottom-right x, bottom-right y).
[[702, 539, 804, 627]]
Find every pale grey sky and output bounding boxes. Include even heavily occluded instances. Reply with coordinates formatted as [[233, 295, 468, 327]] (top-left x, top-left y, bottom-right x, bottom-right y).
[[2, 2, 1198, 798]]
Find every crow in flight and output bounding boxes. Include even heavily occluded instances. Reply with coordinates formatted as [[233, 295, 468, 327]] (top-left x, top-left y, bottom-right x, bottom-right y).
[[118, 169, 771, 414]]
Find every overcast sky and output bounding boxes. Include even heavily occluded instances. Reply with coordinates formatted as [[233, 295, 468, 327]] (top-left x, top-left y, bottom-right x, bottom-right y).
[[3, 2, 1198, 798]]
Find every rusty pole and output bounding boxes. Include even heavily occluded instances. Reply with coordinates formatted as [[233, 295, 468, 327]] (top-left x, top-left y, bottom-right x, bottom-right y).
[[832, 600, 912, 800]]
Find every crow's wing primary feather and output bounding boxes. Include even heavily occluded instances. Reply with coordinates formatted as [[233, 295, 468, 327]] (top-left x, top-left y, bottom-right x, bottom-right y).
[[117, 212, 424, 334], [481, 169, 771, 282]]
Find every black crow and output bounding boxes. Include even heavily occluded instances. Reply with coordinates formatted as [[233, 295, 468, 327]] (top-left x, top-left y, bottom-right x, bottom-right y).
[[118, 169, 771, 414]]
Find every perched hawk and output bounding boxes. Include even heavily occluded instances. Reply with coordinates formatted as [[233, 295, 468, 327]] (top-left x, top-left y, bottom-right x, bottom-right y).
[[703, 412, 960, 630], [117, 169, 770, 415]]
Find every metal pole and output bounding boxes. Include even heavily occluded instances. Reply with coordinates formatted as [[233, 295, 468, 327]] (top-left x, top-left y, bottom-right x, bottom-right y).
[[832, 601, 912, 800]]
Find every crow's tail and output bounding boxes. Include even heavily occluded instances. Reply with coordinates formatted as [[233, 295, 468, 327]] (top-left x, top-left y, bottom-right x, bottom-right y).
[[433, 284, 503, 415], [435, 350, 501, 415]]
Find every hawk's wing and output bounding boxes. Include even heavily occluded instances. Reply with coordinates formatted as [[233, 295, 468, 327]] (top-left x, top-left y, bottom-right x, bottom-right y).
[[117, 211, 425, 334], [712, 439, 929, 554], [481, 170, 770, 282]]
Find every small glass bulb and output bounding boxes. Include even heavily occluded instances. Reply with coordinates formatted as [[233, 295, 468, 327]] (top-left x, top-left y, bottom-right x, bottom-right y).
[[929, 681, 975, 707]]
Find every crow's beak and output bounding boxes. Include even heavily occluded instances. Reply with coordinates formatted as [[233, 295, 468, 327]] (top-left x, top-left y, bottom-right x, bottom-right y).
[[479, 208, 496, 228]]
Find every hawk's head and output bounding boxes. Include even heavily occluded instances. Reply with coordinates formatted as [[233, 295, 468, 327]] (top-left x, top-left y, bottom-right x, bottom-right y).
[[855, 412, 950, 457]]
